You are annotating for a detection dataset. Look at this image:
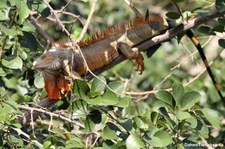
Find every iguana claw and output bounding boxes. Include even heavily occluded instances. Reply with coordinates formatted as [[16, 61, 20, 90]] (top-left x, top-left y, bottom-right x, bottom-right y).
[[134, 53, 144, 75], [117, 42, 145, 74]]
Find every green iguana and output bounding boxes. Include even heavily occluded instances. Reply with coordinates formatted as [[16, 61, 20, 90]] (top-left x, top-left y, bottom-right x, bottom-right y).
[[34, 11, 224, 103], [34, 15, 168, 100]]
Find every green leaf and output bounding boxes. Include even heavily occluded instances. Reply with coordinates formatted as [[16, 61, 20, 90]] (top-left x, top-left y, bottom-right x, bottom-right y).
[[74, 80, 90, 97], [166, 12, 181, 20], [0, 0, 7, 8], [216, 0, 225, 12], [180, 91, 200, 110], [84, 114, 107, 132], [72, 100, 88, 119], [3, 77, 17, 89], [101, 91, 118, 105], [86, 96, 102, 105], [28, 0, 48, 14], [155, 90, 175, 108], [201, 108, 220, 128], [115, 97, 131, 107], [197, 25, 212, 35], [147, 130, 173, 147], [0, 68, 6, 77], [0, 100, 17, 122], [152, 100, 167, 112], [66, 137, 84, 148], [22, 22, 36, 32], [213, 25, 224, 32], [150, 112, 159, 125], [134, 117, 148, 130], [2, 56, 23, 69], [172, 82, 185, 106], [126, 133, 145, 149], [218, 39, 225, 48], [102, 125, 118, 140], [176, 111, 192, 120], [186, 118, 198, 128], [34, 75, 44, 88], [20, 51, 28, 60], [196, 120, 209, 138], [120, 119, 133, 131], [0, 9, 9, 21], [15, 0, 31, 24], [43, 141, 51, 148], [137, 102, 150, 116], [72, 27, 90, 40], [0, 24, 17, 36], [91, 76, 106, 93], [87, 91, 101, 98], [218, 17, 225, 25], [107, 81, 124, 94]]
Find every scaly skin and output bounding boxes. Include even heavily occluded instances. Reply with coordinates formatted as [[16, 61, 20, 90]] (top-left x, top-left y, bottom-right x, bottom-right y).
[[34, 15, 168, 100]]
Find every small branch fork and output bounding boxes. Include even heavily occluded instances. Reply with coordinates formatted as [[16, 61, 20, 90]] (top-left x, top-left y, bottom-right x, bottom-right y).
[[18, 104, 84, 128], [17, 0, 225, 124]]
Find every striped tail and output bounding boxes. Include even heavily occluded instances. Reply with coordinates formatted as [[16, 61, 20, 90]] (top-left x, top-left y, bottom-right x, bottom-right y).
[[186, 30, 225, 104]]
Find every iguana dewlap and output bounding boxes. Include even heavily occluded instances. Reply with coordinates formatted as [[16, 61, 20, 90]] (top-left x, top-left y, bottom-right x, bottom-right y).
[[34, 15, 168, 100]]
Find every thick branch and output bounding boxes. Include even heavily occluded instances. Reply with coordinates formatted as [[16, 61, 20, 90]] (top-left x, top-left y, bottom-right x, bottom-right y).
[[18, 10, 225, 125], [17, 98, 57, 125]]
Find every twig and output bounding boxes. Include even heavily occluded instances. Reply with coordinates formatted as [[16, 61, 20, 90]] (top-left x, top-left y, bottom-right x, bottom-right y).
[[43, 0, 75, 43], [123, 0, 143, 17], [76, 0, 97, 43], [47, 9, 83, 25], [171, 36, 213, 71], [18, 104, 84, 128], [28, 15, 52, 50], [10, 127, 43, 147]]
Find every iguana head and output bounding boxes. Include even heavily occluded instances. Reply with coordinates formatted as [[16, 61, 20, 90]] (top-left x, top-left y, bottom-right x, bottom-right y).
[[34, 48, 73, 100]]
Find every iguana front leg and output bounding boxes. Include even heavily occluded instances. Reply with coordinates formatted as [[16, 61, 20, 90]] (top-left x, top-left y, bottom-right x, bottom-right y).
[[62, 59, 83, 80], [117, 42, 144, 74]]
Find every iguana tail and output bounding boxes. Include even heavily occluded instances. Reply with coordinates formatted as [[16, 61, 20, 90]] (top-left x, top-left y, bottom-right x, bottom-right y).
[[185, 30, 225, 104], [168, 18, 224, 103]]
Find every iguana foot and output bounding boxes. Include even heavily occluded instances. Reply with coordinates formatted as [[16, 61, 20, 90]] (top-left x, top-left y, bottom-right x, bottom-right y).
[[117, 42, 144, 74], [134, 53, 144, 75]]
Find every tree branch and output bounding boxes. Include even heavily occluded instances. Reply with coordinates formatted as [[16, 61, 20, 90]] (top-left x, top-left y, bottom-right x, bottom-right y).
[[18, 10, 225, 125], [27, 15, 52, 50]]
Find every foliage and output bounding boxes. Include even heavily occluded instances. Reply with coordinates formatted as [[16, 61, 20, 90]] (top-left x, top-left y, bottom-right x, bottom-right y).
[[0, 0, 225, 148]]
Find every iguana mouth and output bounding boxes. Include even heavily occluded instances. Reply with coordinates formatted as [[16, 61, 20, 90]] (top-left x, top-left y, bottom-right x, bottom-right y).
[[42, 72, 73, 100]]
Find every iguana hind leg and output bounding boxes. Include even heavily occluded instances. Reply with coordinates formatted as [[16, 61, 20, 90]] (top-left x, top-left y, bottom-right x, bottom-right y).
[[117, 42, 144, 74]]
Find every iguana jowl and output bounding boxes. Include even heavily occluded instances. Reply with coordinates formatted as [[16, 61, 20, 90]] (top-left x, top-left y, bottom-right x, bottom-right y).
[[34, 15, 168, 100]]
